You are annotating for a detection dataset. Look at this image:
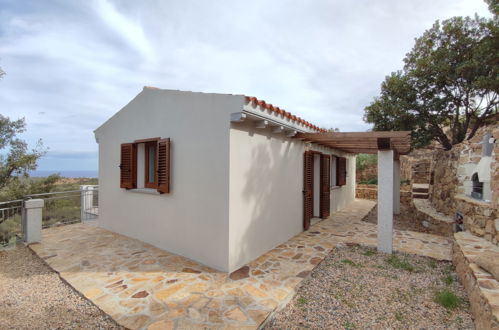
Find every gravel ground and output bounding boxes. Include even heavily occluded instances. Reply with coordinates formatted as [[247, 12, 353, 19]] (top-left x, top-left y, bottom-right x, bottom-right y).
[[363, 204, 431, 233], [265, 244, 474, 330], [0, 245, 123, 330]]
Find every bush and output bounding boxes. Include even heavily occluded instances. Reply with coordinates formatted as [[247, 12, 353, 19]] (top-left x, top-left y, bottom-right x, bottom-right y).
[[0, 215, 21, 246], [356, 154, 377, 171]]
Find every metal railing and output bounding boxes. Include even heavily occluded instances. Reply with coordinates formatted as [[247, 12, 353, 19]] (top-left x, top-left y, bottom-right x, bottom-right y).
[[25, 186, 99, 229], [0, 199, 23, 246], [0, 186, 99, 247]]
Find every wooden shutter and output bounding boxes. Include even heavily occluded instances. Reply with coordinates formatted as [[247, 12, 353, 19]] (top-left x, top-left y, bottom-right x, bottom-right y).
[[337, 157, 347, 186], [156, 138, 170, 193], [320, 154, 331, 219], [120, 143, 136, 189], [303, 151, 314, 230]]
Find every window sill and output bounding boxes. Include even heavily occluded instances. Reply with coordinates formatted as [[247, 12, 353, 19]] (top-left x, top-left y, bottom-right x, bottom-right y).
[[129, 188, 160, 195]]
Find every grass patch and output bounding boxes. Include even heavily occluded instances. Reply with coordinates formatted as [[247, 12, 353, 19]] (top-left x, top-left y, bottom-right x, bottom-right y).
[[340, 258, 363, 267], [434, 289, 462, 310], [296, 296, 308, 306], [385, 255, 415, 272], [362, 248, 377, 256], [442, 275, 454, 286], [343, 321, 356, 329], [443, 264, 454, 274], [341, 259, 356, 266], [394, 311, 404, 321], [428, 259, 437, 269]]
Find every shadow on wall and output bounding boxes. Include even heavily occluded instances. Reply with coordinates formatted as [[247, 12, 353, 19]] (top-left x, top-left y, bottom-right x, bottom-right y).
[[231, 129, 301, 271]]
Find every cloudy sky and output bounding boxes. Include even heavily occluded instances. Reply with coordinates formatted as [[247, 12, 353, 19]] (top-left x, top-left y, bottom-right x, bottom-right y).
[[0, 0, 491, 171]]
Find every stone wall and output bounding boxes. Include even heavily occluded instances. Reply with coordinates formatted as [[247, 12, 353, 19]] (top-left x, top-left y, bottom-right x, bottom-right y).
[[356, 184, 412, 205], [356, 184, 377, 200], [400, 147, 435, 184], [429, 148, 460, 215], [428, 122, 498, 245]]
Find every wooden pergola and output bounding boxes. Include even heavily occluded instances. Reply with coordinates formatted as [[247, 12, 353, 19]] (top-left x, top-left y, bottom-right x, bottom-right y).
[[295, 131, 411, 156], [295, 131, 412, 254]]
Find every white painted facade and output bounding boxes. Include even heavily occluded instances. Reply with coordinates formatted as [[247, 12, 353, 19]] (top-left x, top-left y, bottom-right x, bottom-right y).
[[95, 88, 356, 272]]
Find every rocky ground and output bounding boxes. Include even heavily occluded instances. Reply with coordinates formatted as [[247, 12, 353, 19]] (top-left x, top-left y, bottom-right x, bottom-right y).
[[265, 244, 474, 330], [0, 245, 123, 330], [363, 204, 432, 233]]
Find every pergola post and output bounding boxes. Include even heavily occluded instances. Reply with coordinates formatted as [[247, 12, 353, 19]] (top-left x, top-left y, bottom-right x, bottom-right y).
[[393, 159, 400, 215], [377, 150, 394, 254]]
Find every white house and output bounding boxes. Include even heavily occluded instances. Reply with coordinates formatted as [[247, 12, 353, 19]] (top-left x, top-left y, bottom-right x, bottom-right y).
[[94, 87, 357, 272]]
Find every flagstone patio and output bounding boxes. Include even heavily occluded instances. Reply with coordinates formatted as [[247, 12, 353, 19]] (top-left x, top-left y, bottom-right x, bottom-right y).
[[29, 199, 452, 329]]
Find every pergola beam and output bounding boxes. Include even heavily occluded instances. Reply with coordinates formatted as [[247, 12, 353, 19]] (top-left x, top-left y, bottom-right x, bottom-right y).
[[293, 131, 411, 155]]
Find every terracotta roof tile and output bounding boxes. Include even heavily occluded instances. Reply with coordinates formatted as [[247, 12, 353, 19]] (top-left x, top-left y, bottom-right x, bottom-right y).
[[245, 96, 325, 132]]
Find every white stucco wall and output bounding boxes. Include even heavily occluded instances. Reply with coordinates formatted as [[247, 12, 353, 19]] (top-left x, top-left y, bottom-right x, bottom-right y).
[[228, 122, 356, 272], [95, 88, 243, 272]]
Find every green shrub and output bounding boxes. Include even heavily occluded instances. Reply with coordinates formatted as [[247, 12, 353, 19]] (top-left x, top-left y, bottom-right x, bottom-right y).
[[0, 215, 21, 246]]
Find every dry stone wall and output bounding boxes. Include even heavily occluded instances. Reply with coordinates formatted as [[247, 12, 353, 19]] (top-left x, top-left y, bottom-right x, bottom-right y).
[[355, 184, 411, 205], [429, 122, 498, 246]]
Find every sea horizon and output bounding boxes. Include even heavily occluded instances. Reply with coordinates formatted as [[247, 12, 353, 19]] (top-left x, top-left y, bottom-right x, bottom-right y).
[[29, 170, 98, 178]]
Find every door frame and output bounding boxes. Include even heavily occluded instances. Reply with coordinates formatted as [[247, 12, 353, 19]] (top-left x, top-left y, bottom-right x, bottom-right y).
[[303, 151, 331, 230]]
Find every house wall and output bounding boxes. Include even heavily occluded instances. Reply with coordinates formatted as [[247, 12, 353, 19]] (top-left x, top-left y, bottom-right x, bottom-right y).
[[94, 88, 244, 271], [228, 122, 356, 272]]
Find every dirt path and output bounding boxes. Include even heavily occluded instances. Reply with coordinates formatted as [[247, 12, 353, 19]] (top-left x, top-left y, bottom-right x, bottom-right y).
[[0, 245, 123, 330], [265, 244, 474, 329]]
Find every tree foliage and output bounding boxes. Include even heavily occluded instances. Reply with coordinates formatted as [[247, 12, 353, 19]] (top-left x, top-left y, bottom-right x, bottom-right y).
[[364, 15, 498, 150], [0, 115, 46, 192]]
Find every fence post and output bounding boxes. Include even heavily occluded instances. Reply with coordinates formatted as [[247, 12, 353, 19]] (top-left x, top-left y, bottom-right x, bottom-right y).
[[24, 199, 44, 243], [80, 185, 94, 221]]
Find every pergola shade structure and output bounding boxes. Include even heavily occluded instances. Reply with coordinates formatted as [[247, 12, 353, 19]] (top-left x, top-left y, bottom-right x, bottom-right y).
[[295, 131, 412, 254], [295, 131, 411, 155]]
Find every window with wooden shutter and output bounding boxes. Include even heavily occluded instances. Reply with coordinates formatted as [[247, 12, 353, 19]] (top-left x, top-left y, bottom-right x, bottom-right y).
[[120, 143, 137, 189], [156, 138, 170, 194], [337, 156, 347, 186]]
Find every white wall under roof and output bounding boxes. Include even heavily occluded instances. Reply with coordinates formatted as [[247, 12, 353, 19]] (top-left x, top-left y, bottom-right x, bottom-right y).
[[95, 88, 356, 273], [228, 121, 356, 272], [95, 88, 243, 272]]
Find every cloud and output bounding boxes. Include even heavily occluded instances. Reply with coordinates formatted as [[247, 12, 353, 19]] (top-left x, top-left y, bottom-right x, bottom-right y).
[[0, 0, 492, 170]]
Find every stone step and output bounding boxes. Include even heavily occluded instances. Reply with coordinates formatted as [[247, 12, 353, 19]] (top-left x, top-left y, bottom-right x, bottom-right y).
[[412, 187, 429, 193], [413, 198, 454, 236], [413, 193, 429, 199], [412, 183, 430, 189]]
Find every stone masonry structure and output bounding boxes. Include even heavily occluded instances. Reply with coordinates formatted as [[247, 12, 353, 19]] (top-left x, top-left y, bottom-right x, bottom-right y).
[[429, 123, 498, 246]]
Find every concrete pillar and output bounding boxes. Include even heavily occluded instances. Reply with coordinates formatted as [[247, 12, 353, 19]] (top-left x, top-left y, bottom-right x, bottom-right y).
[[393, 159, 400, 215], [24, 199, 44, 243], [377, 150, 394, 254]]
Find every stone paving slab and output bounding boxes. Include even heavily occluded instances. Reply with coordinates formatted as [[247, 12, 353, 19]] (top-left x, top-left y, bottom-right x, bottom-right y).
[[29, 200, 452, 329]]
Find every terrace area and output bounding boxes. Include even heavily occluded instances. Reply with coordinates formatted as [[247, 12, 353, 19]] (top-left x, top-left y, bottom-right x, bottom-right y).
[[29, 199, 452, 329]]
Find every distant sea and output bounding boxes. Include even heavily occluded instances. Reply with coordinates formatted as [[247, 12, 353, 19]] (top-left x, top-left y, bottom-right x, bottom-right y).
[[29, 170, 98, 178]]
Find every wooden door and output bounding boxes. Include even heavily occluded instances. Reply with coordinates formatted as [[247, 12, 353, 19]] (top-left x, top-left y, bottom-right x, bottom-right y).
[[320, 154, 331, 218], [303, 151, 314, 230]]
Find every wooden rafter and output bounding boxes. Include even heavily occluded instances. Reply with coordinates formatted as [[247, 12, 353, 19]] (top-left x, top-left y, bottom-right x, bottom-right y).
[[295, 131, 411, 155]]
